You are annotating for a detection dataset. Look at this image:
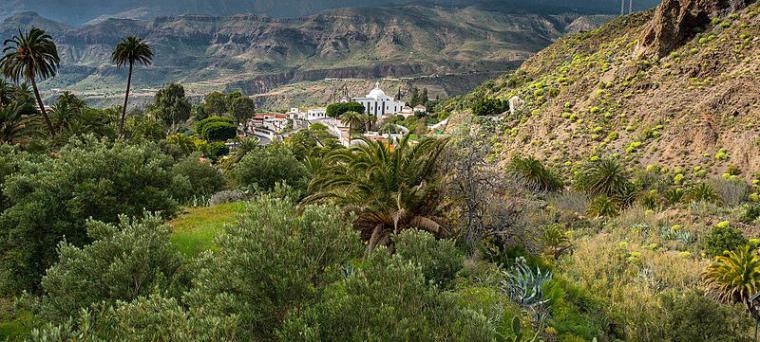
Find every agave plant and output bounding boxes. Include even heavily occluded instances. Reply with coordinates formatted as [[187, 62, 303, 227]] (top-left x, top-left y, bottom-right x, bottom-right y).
[[303, 135, 448, 251], [500, 257, 552, 310], [704, 245, 760, 311], [507, 155, 564, 192]]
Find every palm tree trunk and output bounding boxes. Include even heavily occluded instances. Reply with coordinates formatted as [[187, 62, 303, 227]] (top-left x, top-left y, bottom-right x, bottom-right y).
[[119, 62, 133, 136], [30, 77, 55, 137]]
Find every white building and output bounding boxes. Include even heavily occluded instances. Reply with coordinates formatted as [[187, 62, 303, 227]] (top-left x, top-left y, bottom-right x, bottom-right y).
[[289, 107, 327, 121], [353, 82, 405, 118], [306, 108, 327, 121]]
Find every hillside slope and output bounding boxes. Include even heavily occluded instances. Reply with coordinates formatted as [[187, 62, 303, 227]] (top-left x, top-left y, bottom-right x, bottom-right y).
[[448, 1, 759, 177]]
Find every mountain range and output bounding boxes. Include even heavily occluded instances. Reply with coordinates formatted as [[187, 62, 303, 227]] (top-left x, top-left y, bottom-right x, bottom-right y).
[[0, 0, 659, 26], [0, 6, 615, 108]]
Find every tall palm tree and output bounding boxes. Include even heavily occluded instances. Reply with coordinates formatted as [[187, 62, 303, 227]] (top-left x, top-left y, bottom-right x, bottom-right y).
[[704, 245, 760, 311], [112, 36, 153, 135], [339, 111, 363, 135], [303, 135, 449, 251], [0, 27, 60, 137]]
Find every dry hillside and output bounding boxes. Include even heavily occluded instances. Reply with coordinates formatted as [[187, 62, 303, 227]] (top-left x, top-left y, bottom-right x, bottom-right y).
[[448, 0, 759, 179]]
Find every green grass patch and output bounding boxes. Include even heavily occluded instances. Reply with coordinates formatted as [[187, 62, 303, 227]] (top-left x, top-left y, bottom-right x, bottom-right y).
[[170, 201, 247, 256]]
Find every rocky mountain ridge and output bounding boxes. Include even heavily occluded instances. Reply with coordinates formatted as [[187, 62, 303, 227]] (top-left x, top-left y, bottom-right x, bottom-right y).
[[0, 7, 613, 107]]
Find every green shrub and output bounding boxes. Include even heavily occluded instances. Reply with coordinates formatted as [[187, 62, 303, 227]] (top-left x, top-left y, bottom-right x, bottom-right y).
[[39, 214, 187, 321], [32, 294, 238, 341], [508, 155, 564, 192], [326, 102, 365, 118], [278, 248, 495, 341], [197, 116, 236, 141], [472, 96, 509, 116], [587, 195, 619, 217], [658, 290, 752, 342], [0, 136, 178, 294], [184, 196, 362, 340], [231, 143, 307, 192], [704, 221, 747, 256], [163, 133, 197, 159], [199, 141, 229, 161], [394, 230, 464, 287], [740, 203, 760, 223], [171, 154, 226, 203]]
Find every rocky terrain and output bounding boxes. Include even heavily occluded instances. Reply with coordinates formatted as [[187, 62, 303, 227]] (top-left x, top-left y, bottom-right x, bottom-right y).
[[0, 6, 614, 108], [446, 0, 759, 177]]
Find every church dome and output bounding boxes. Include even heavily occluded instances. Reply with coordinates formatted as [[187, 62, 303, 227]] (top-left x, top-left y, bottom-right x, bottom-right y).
[[367, 82, 387, 99]]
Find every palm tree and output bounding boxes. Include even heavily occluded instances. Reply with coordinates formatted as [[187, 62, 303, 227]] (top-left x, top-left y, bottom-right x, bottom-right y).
[[303, 135, 449, 251], [51, 91, 86, 131], [704, 245, 760, 311], [0, 78, 14, 106], [0, 101, 30, 143], [0, 27, 60, 137], [339, 111, 363, 135], [112, 36, 153, 135], [507, 155, 564, 192]]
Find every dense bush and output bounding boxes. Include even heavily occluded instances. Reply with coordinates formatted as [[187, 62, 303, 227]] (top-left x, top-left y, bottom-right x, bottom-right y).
[[199, 141, 229, 161], [162, 133, 197, 159], [231, 143, 307, 192], [184, 197, 362, 339], [658, 290, 752, 342], [32, 294, 238, 341], [171, 154, 226, 203], [196, 116, 236, 142], [40, 214, 187, 321], [394, 230, 464, 287], [704, 222, 747, 256], [472, 96, 509, 116], [326, 102, 365, 118], [278, 248, 495, 341], [0, 136, 178, 294]]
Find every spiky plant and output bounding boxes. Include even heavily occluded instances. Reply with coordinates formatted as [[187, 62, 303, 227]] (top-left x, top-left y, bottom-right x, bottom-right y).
[[541, 224, 571, 259], [500, 257, 552, 310], [303, 135, 448, 251], [0, 27, 60, 136], [507, 155, 564, 192], [576, 158, 633, 199], [704, 245, 760, 311], [587, 195, 619, 218], [683, 182, 721, 203]]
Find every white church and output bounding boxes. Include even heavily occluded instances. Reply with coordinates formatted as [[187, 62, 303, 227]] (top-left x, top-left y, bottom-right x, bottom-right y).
[[353, 82, 405, 117]]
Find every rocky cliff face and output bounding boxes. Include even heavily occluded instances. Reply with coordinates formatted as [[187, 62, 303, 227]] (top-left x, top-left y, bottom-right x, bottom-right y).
[[638, 0, 754, 56]]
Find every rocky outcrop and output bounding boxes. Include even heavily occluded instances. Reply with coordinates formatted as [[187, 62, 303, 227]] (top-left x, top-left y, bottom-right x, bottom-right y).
[[638, 0, 753, 57]]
